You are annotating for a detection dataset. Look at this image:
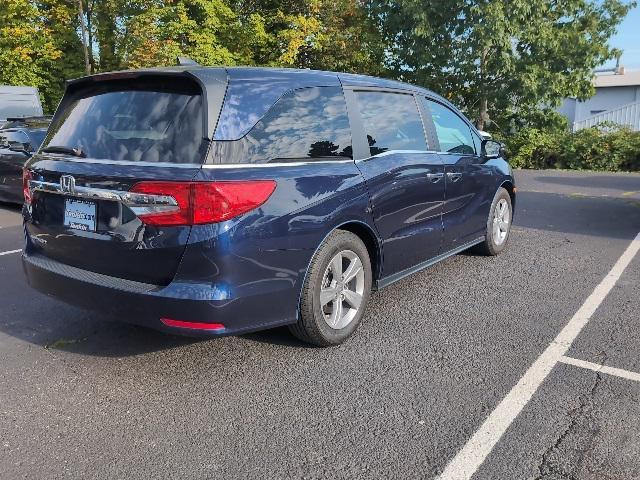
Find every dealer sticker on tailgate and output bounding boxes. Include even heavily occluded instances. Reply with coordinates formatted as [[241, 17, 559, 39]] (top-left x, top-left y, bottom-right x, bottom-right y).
[[64, 199, 96, 232]]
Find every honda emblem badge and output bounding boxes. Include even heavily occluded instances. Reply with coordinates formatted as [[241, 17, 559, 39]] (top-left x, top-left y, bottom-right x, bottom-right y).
[[60, 175, 76, 194]]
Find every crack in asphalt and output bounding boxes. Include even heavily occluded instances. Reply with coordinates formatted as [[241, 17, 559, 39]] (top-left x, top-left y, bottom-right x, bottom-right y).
[[534, 364, 604, 480]]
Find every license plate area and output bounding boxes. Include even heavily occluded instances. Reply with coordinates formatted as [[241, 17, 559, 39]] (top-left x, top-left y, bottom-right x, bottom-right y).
[[63, 198, 97, 232]]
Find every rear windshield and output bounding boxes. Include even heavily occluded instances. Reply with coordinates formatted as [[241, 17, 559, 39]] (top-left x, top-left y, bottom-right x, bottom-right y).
[[44, 77, 206, 163]]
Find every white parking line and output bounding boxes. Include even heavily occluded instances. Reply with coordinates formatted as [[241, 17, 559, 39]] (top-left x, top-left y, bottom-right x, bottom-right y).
[[438, 231, 640, 480], [0, 249, 22, 256], [559, 356, 640, 383]]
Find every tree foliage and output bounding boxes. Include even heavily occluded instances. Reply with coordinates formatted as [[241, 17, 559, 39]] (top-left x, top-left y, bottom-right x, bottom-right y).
[[0, 0, 63, 111], [503, 123, 640, 171], [0, 0, 634, 125], [367, 0, 635, 131]]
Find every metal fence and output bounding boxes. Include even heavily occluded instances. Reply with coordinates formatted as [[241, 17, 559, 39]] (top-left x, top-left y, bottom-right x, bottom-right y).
[[573, 101, 640, 132]]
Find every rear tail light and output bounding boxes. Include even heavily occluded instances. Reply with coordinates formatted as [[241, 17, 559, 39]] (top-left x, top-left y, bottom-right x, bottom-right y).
[[128, 180, 276, 226], [23, 168, 33, 205]]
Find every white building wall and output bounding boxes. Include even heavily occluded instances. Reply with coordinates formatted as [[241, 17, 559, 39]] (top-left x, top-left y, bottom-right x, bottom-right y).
[[573, 86, 640, 123], [557, 98, 577, 124]]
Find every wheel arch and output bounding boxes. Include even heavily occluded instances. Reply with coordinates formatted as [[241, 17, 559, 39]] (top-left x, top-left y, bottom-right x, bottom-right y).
[[295, 220, 383, 321], [500, 179, 516, 211], [337, 221, 382, 282]]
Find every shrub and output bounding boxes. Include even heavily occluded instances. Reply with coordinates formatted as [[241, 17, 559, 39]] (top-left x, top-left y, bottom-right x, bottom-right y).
[[501, 123, 640, 172]]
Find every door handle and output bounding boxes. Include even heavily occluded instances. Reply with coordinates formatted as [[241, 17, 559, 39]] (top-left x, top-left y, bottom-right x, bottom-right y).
[[426, 172, 444, 183], [446, 172, 463, 182]]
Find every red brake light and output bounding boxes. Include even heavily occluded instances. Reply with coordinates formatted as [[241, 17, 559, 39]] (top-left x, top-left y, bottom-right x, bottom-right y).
[[129, 180, 276, 226], [23, 168, 33, 205]]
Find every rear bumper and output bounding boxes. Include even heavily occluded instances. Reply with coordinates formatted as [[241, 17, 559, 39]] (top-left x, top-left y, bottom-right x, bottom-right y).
[[22, 252, 297, 337]]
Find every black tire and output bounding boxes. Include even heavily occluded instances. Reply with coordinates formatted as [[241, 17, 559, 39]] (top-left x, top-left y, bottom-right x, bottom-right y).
[[289, 229, 372, 346], [471, 187, 513, 256]]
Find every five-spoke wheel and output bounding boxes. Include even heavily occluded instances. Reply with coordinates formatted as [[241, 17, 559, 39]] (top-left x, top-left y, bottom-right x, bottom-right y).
[[492, 197, 511, 246], [290, 230, 372, 346], [320, 250, 365, 330], [473, 186, 513, 256]]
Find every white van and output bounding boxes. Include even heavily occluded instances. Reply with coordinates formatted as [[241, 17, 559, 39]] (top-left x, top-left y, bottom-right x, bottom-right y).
[[0, 86, 44, 122]]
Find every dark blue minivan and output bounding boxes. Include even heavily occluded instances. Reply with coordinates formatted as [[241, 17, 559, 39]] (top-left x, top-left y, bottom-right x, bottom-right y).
[[22, 66, 515, 346]]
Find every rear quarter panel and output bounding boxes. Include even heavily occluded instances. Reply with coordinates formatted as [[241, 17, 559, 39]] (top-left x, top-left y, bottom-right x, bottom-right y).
[[175, 162, 375, 327]]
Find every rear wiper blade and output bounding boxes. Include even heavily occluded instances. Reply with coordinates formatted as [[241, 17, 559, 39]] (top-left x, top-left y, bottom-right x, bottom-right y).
[[40, 145, 86, 158]]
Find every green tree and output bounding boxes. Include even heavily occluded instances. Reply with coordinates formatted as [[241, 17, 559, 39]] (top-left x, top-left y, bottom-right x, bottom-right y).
[[367, 0, 634, 131], [121, 0, 240, 68], [230, 0, 385, 73], [0, 0, 62, 111], [297, 0, 386, 74], [37, 0, 86, 111]]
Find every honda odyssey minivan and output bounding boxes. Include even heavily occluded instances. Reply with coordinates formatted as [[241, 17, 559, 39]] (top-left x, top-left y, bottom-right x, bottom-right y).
[[22, 66, 515, 346]]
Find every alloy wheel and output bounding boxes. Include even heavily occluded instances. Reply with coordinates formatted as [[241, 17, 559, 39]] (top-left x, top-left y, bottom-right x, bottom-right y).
[[492, 198, 511, 245], [319, 250, 365, 330]]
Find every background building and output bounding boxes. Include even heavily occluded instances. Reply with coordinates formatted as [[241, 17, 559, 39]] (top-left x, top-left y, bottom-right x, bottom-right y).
[[558, 67, 640, 131]]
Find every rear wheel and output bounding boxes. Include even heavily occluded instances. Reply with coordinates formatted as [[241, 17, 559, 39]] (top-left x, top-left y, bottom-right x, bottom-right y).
[[472, 187, 512, 256], [290, 230, 372, 346]]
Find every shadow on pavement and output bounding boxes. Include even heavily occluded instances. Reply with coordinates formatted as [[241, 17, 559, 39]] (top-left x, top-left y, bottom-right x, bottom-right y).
[[534, 174, 640, 193], [0, 307, 205, 357], [1, 183, 639, 357], [42, 322, 309, 357], [0, 201, 21, 211], [514, 191, 640, 239], [242, 326, 312, 348], [0, 202, 22, 230]]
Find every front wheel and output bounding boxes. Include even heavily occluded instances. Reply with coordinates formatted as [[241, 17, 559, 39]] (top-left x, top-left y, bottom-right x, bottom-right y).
[[472, 187, 513, 256], [290, 230, 372, 346]]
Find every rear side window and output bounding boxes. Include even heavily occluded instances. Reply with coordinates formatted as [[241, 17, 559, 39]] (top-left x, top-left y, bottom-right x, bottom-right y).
[[426, 100, 475, 155], [209, 86, 352, 164], [44, 78, 205, 163], [354, 91, 427, 156]]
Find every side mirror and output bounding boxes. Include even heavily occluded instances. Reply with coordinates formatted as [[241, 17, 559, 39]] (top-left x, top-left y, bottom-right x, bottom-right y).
[[8, 142, 30, 153], [481, 139, 507, 160]]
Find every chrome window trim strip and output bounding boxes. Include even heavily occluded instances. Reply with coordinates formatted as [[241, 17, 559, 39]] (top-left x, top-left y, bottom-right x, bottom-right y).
[[436, 151, 477, 156], [364, 149, 438, 158], [202, 150, 440, 168], [202, 159, 355, 169]]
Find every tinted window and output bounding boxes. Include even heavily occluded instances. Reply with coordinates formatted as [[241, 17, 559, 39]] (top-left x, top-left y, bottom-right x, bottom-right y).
[[355, 92, 427, 156], [427, 100, 475, 155], [0, 102, 42, 120], [28, 129, 47, 148], [209, 87, 352, 164], [0, 130, 29, 147], [44, 82, 205, 163]]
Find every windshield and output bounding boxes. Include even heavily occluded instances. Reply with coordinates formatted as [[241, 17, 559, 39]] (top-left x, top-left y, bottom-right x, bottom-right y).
[[44, 82, 205, 163], [29, 129, 47, 147], [0, 102, 42, 120]]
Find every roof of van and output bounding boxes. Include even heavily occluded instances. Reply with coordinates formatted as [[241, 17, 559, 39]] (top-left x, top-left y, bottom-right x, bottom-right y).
[[228, 67, 447, 101], [68, 65, 447, 102]]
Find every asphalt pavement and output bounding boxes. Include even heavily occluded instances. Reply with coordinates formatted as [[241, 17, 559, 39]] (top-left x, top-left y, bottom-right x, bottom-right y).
[[1, 169, 639, 479]]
